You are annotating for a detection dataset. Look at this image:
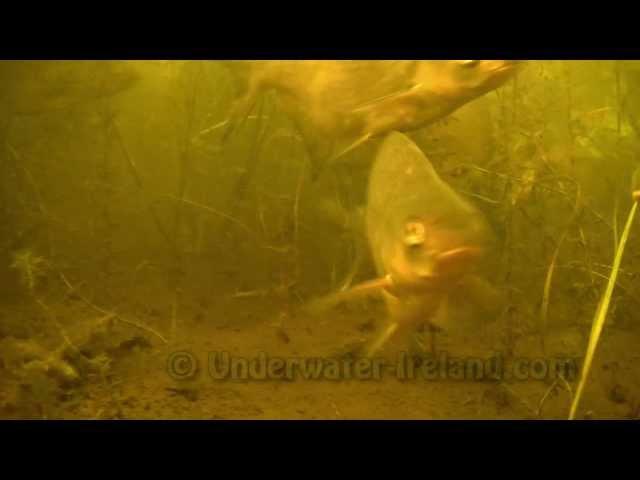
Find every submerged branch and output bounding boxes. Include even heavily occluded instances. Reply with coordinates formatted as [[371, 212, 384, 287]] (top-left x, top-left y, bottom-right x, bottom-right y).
[[110, 118, 176, 252], [58, 272, 169, 345], [166, 194, 254, 237]]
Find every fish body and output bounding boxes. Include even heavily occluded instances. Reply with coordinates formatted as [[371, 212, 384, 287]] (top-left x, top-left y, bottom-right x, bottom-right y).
[[364, 132, 492, 354], [309, 132, 497, 356], [366, 131, 489, 290], [222, 60, 521, 176]]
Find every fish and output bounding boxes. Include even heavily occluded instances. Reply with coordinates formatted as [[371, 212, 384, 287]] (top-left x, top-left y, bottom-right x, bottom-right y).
[[221, 60, 522, 178], [308, 131, 501, 357]]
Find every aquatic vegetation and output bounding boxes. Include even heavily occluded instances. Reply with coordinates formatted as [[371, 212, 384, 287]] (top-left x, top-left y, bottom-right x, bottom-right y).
[[10, 249, 49, 293], [569, 192, 639, 419]]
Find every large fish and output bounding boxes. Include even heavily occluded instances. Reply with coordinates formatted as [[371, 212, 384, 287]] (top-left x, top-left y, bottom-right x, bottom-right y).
[[308, 132, 500, 357], [222, 60, 522, 177]]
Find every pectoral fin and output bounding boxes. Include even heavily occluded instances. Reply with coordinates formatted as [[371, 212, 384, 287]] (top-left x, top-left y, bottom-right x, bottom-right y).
[[435, 246, 484, 278], [304, 275, 393, 315], [351, 83, 423, 113]]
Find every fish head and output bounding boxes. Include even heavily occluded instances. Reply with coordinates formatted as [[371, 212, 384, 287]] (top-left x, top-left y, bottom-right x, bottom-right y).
[[418, 60, 523, 102], [388, 215, 486, 293]]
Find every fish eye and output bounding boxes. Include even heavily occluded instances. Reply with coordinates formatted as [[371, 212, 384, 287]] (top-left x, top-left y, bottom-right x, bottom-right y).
[[403, 220, 426, 246]]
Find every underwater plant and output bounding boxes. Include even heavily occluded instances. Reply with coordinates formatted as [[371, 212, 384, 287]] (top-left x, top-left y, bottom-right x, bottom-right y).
[[569, 190, 639, 419], [9, 249, 49, 293]]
